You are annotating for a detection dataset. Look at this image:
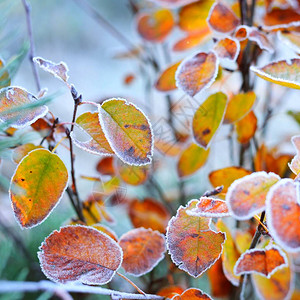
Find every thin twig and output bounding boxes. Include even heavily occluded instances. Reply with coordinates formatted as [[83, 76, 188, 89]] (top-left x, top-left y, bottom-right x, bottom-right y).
[[202, 186, 223, 197], [0, 280, 163, 299], [116, 272, 146, 296], [21, 0, 41, 91]]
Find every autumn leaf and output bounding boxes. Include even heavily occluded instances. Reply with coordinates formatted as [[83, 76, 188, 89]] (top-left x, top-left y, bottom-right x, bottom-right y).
[[209, 166, 251, 193], [216, 219, 240, 286], [178, 0, 214, 32], [175, 51, 219, 97], [38, 225, 122, 284], [289, 135, 300, 175], [192, 92, 227, 148], [234, 245, 287, 278], [177, 143, 210, 178], [226, 171, 280, 220], [166, 200, 225, 278], [158, 286, 185, 298], [213, 37, 240, 61], [266, 178, 300, 252], [250, 58, 300, 89], [235, 111, 257, 144], [263, 8, 300, 30], [96, 156, 115, 176], [92, 224, 118, 242], [137, 9, 174, 43], [155, 61, 181, 92], [129, 198, 170, 233], [71, 112, 114, 156], [171, 288, 212, 300], [207, 2, 240, 33], [187, 197, 230, 218], [235, 230, 252, 254], [33, 57, 69, 83], [98, 98, 153, 166], [119, 227, 166, 276], [0, 59, 11, 88], [9, 149, 68, 228], [223, 91, 256, 124], [0, 87, 48, 128]]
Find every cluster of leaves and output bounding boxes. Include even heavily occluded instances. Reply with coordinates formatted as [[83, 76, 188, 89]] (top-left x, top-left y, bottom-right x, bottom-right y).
[[2, 0, 300, 299]]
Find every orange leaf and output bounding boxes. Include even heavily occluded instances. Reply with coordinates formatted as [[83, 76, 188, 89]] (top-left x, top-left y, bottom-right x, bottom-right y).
[[12, 143, 43, 164], [187, 197, 230, 217], [263, 8, 300, 30], [9, 149, 68, 228], [129, 198, 170, 233], [92, 224, 118, 242], [34, 57, 69, 83], [155, 61, 181, 92], [207, 2, 240, 33], [158, 285, 185, 298], [223, 91, 256, 124], [266, 179, 300, 252], [175, 51, 219, 97], [115, 159, 150, 186], [171, 288, 212, 299], [173, 28, 211, 51], [178, 0, 214, 32], [177, 143, 210, 178], [192, 92, 227, 148], [96, 156, 115, 176], [252, 259, 294, 300], [155, 138, 182, 156], [166, 200, 225, 277], [251, 58, 300, 89], [226, 171, 280, 220], [207, 258, 233, 298], [216, 219, 240, 286], [235, 111, 257, 144], [0, 87, 48, 128], [209, 166, 251, 193], [71, 112, 114, 156], [234, 245, 288, 278], [213, 37, 240, 61], [119, 227, 166, 276], [137, 9, 174, 43], [38, 225, 122, 284], [99, 98, 153, 166]]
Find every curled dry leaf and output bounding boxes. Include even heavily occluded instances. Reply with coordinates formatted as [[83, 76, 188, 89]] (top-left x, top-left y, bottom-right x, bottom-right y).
[[12, 143, 43, 164], [207, 258, 233, 298], [115, 159, 150, 186], [38, 225, 122, 284], [178, 0, 214, 32], [289, 135, 300, 175], [248, 28, 274, 53], [266, 178, 300, 252], [187, 197, 230, 218], [137, 9, 174, 43], [226, 171, 280, 220], [192, 92, 227, 149], [234, 25, 249, 41], [155, 61, 181, 92], [0, 86, 48, 128], [166, 200, 226, 278], [173, 27, 211, 52], [207, 2, 240, 33], [252, 259, 294, 300], [171, 288, 212, 300], [213, 37, 240, 61], [177, 143, 210, 178], [119, 227, 166, 276], [223, 91, 256, 124], [175, 51, 219, 97], [234, 245, 288, 278], [209, 166, 251, 193], [9, 149, 68, 229], [235, 111, 257, 144], [99, 98, 153, 166], [216, 219, 240, 286], [250, 58, 300, 89], [71, 112, 114, 156], [33, 57, 69, 83], [129, 198, 170, 233]]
